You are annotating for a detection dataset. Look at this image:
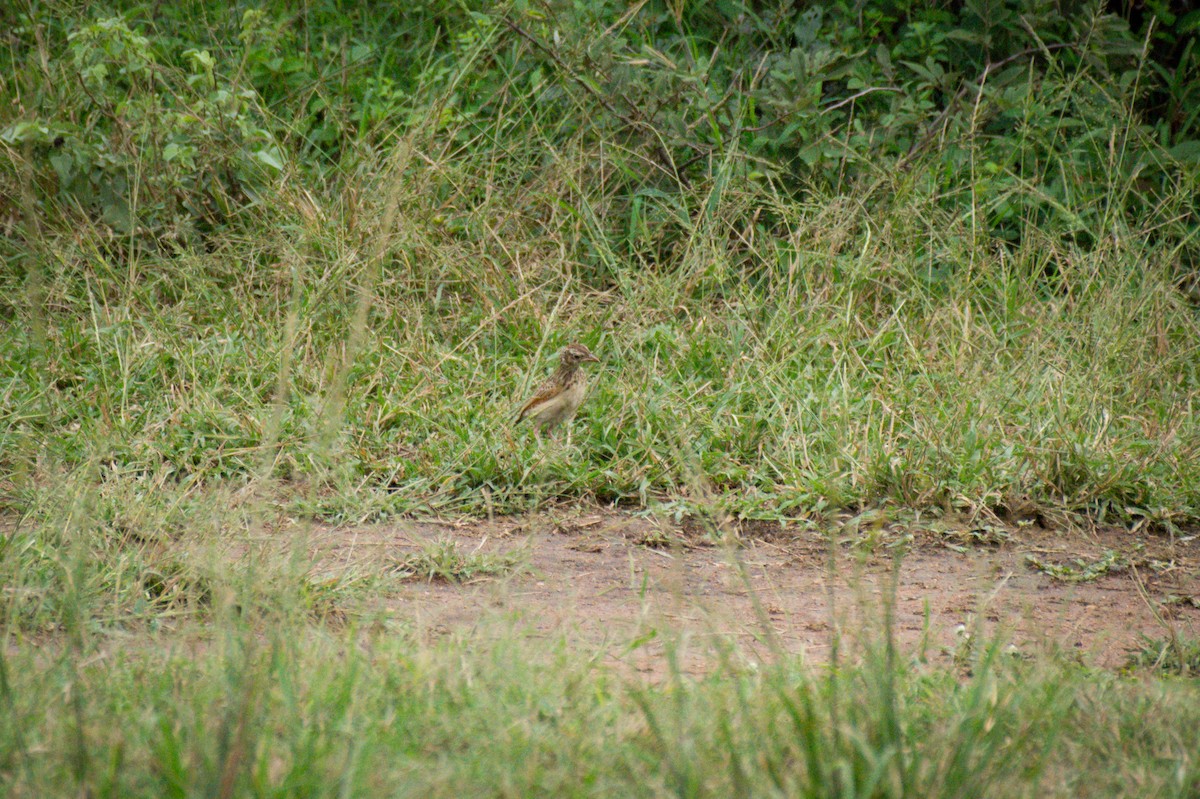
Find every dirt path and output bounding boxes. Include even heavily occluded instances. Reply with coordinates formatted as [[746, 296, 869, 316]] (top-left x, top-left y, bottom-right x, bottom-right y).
[[307, 510, 1200, 673]]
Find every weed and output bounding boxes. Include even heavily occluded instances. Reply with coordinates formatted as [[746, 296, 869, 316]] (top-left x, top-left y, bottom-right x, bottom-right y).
[[1025, 549, 1132, 583], [391, 539, 526, 583], [1127, 635, 1200, 677], [938, 522, 1013, 552]]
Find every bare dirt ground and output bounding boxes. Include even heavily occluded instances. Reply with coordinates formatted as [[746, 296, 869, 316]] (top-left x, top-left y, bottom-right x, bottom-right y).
[[306, 509, 1200, 674]]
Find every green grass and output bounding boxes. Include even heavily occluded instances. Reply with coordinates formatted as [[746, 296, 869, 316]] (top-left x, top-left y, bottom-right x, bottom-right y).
[[2, 613, 1198, 798], [3, 6, 1198, 528], [3, 4, 1200, 795], [4, 178, 1198, 527]]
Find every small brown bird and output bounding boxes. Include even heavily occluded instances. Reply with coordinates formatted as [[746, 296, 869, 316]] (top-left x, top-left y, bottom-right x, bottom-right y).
[[516, 343, 600, 435]]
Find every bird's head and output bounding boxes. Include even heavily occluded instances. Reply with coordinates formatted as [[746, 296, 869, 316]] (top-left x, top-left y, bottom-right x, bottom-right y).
[[561, 342, 600, 365]]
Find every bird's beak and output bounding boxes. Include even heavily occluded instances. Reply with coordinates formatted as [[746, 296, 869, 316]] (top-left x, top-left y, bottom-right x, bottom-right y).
[[585, 352, 600, 363]]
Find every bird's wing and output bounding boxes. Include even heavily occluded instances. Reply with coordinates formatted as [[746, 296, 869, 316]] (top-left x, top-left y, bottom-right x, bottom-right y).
[[516, 375, 562, 422]]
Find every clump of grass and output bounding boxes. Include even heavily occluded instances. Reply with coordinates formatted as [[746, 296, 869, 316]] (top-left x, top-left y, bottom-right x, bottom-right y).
[[391, 539, 527, 583], [1127, 634, 1200, 677]]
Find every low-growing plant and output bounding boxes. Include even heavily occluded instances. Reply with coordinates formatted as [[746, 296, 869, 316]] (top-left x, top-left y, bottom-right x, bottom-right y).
[[1, 15, 283, 247], [392, 538, 527, 583], [1127, 634, 1200, 676], [1025, 548, 1132, 583]]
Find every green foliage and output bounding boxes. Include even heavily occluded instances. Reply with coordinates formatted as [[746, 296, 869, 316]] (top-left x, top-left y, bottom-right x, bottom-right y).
[[3, 1, 1199, 255], [476, 0, 1198, 265], [1, 14, 282, 246]]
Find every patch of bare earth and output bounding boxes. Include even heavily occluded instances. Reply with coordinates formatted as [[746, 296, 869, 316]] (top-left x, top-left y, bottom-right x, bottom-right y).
[[307, 510, 1200, 675]]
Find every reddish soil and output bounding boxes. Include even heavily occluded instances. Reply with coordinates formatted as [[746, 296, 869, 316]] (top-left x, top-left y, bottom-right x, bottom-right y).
[[308, 510, 1200, 674]]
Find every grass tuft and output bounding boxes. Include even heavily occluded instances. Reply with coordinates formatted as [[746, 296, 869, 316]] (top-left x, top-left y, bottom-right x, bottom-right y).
[[392, 539, 527, 583], [1127, 635, 1200, 677]]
